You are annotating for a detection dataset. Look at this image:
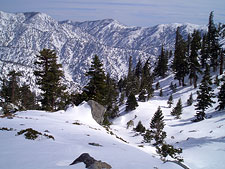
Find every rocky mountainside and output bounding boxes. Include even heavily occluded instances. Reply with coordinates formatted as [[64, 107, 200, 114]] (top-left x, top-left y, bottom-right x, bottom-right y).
[[0, 11, 207, 88]]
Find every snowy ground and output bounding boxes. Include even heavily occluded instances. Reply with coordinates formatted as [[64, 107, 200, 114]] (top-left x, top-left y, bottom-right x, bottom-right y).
[[0, 73, 225, 169]]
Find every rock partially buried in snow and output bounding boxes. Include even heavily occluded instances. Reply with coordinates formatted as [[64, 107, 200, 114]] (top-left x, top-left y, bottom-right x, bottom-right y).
[[70, 153, 111, 169], [88, 100, 106, 125]]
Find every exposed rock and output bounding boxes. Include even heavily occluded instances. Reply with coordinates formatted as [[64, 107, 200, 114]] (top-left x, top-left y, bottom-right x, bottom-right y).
[[88, 161, 112, 169], [1, 102, 19, 114], [88, 100, 106, 124], [70, 153, 111, 169]]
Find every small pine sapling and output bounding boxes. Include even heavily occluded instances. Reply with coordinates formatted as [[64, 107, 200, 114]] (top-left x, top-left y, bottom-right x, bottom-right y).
[[187, 93, 193, 106], [167, 94, 173, 108], [171, 98, 182, 119]]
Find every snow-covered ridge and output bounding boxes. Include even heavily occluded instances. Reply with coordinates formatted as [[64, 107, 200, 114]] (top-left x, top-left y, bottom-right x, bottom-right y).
[[0, 11, 207, 87]]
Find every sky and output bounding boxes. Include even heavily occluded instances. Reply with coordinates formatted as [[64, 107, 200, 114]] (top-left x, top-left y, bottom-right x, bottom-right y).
[[0, 0, 225, 27]]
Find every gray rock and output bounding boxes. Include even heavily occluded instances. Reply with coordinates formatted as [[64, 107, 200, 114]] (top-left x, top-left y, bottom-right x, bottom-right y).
[[70, 153, 111, 169], [88, 100, 106, 125], [88, 161, 112, 169]]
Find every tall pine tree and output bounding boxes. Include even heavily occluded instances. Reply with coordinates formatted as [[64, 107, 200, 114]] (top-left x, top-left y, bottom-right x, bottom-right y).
[[84, 55, 107, 106], [216, 77, 225, 111], [34, 49, 66, 111], [155, 45, 168, 78], [195, 65, 215, 121]]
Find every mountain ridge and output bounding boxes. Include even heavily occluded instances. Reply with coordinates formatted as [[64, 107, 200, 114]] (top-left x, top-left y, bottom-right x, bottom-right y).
[[0, 11, 207, 88]]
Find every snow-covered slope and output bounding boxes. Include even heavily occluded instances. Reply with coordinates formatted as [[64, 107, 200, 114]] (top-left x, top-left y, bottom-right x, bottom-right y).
[[0, 103, 180, 169], [0, 11, 207, 87], [111, 72, 225, 169]]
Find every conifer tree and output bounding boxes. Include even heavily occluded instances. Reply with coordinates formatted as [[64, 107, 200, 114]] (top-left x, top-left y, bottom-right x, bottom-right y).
[[200, 34, 208, 68], [189, 30, 202, 88], [140, 59, 154, 100], [187, 93, 193, 106], [195, 65, 215, 121], [155, 45, 168, 77], [171, 98, 182, 119], [34, 49, 66, 111], [159, 89, 163, 97], [135, 121, 146, 133], [84, 55, 107, 106], [216, 77, 225, 111], [144, 106, 166, 146], [207, 11, 220, 72], [172, 27, 189, 86], [167, 94, 173, 108], [138, 89, 147, 102], [125, 92, 138, 112]]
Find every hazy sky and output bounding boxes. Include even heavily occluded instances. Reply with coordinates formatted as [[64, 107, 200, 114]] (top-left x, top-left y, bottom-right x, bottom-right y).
[[1, 0, 225, 27]]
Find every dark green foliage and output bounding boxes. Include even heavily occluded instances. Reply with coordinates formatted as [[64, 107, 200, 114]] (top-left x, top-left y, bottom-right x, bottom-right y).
[[171, 99, 182, 119], [172, 27, 189, 86], [156, 143, 183, 162], [195, 65, 215, 121], [34, 49, 67, 111], [84, 55, 107, 106], [200, 34, 208, 68], [138, 89, 147, 102], [159, 89, 163, 97], [19, 84, 38, 110], [119, 92, 125, 106], [216, 78, 225, 111], [167, 94, 173, 108], [17, 128, 42, 140], [135, 121, 146, 133], [145, 106, 167, 146], [156, 82, 160, 90], [189, 30, 202, 88], [170, 82, 177, 93], [143, 129, 152, 143], [214, 75, 220, 86], [207, 11, 220, 72], [155, 45, 168, 78], [187, 93, 193, 106], [125, 92, 138, 112]]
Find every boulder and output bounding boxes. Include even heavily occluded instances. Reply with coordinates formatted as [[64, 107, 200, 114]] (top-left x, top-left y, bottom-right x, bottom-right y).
[[87, 100, 106, 124], [70, 153, 111, 169], [88, 161, 112, 169]]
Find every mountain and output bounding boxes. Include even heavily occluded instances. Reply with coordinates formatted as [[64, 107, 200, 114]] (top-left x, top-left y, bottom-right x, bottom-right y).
[[0, 11, 207, 89]]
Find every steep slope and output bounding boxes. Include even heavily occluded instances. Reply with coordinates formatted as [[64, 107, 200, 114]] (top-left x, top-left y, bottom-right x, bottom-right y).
[[110, 72, 225, 169], [0, 11, 207, 87], [0, 103, 180, 169]]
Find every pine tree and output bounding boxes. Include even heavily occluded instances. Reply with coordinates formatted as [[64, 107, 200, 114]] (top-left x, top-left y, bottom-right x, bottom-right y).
[[159, 89, 163, 97], [200, 34, 208, 68], [189, 30, 202, 88], [34, 49, 66, 111], [195, 65, 215, 121], [187, 93, 193, 106], [207, 11, 220, 72], [172, 27, 189, 86], [138, 89, 147, 102], [216, 77, 225, 111], [125, 92, 138, 112], [144, 106, 166, 146], [84, 55, 107, 106], [140, 59, 154, 100], [135, 121, 146, 133], [171, 98, 182, 119], [167, 94, 173, 108], [156, 82, 160, 90], [155, 45, 168, 77], [214, 75, 220, 86]]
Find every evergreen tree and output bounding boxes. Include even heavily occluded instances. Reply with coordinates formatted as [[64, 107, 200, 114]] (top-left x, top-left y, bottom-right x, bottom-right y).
[[156, 82, 160, 90], [155, 45, 168, 77], [214, 75, 220, 86], [138, 89, 147, 102], [34, 49, 66, 111], [207, 11, 220, 72], [144, 106, 166, 146], [172, 27, 189, 86], [140, 59, 154, 100], [189, 30, 202, 88], [200, 33, 208, 68], [19, 84, 38, 110], [216, 77, 225, 111], [135, 121, 146, 133], [187, 93, 193, 106], [84, 55, 107, 106], [171, 98, 182, 119], [125, 92, 138, 112], [195, 65, 215, 121], [0, 71, 21, 106], [159, 89, 163, 97], [167, 94, 173, 108]]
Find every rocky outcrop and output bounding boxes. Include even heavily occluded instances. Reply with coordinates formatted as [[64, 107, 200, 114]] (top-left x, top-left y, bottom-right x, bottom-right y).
[[87, 100, 106, 125], [70, 153, 111, 169]]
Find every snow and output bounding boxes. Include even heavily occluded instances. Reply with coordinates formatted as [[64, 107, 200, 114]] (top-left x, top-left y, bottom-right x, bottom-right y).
[[0, 102, 180, 169]]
